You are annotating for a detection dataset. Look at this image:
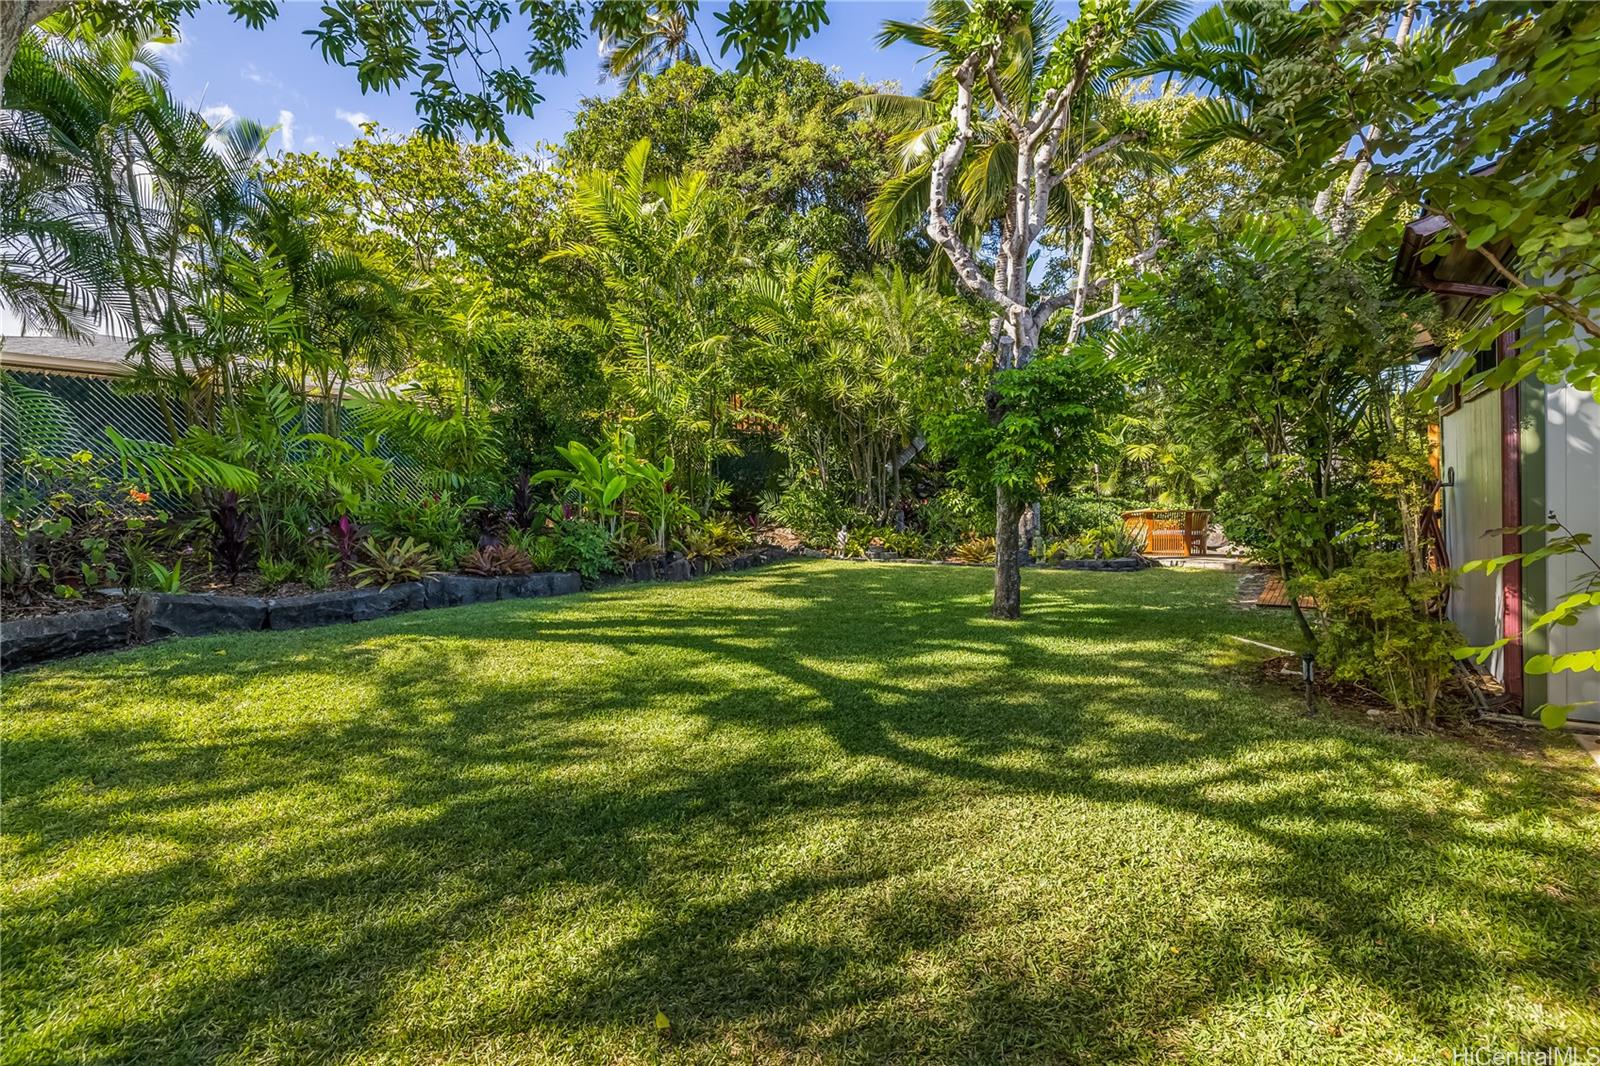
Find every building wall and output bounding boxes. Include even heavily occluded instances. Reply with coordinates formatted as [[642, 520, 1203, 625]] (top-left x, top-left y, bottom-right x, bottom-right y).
[[1540, 381, 1600, 722], [1440, 389, 1506, 671]]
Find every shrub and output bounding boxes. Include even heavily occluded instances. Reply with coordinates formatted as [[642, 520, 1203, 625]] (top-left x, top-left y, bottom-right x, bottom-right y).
[[610, 529, 662, 564], [357, 493, 475, 556], [258, 556, 298, 587], [297, 549, 335, 590], [1080, 521, 1145, 559], [1304, 551, 1461, 728], [882, 530, 930, 559], [523, 519, 615, 582], [0, 452, 165, 604], [1213, 488, 1269, 551], [915, 487, 988, 548], [1041, 495, 1149, 538], [686, 514, 752, 563], [1039, 537, 1094, 562], [763, 477, 865, 548]]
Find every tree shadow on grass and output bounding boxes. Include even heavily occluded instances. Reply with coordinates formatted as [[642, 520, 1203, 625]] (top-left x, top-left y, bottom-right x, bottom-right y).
[[3, 561, 1598, 1062]]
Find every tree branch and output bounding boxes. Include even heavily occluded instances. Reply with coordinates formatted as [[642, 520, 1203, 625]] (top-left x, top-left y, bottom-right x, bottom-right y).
[[985, 55, 1024, 142], [927, 52, 1021, 314], [1067, 201, 1096, 343]]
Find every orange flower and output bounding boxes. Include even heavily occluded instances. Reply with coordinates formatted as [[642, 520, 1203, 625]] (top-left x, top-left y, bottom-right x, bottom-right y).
[[128, 489, 151, 504]]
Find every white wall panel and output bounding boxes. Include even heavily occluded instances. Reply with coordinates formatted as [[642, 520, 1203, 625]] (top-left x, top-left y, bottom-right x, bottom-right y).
[[1542, 382, 1600, 722]]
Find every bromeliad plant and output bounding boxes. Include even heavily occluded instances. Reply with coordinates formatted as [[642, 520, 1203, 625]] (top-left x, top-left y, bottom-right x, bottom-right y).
[[351, 537, 439, 588], [459, 544, 535, 577]]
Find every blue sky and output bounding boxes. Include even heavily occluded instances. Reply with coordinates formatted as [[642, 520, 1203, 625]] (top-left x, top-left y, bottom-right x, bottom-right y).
[[160, 1, 956, 157]]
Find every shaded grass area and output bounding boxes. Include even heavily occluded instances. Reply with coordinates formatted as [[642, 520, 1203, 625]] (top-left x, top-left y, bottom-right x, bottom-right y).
[[3, 561, 1597, 1063]]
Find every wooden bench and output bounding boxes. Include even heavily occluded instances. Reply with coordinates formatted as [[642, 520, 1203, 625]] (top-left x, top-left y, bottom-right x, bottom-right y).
[[1121, 508, 1211, 557]]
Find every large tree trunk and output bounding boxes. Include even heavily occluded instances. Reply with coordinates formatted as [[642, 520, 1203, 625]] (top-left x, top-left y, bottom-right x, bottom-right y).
[[992, 483, 1022, 619], [0, 1, 70, 94]]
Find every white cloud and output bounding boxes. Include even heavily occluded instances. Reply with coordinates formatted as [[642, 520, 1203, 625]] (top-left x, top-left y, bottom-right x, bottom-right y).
[[243, 63, 282, 88], [200, 104, 237, 128], [335, 109, 373, 134], [276, 109, 296, 152]]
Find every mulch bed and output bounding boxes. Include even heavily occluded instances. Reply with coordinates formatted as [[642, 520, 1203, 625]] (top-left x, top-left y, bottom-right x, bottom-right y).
[[3, 571, 363, 622], [1253, 653, 1558, 760]]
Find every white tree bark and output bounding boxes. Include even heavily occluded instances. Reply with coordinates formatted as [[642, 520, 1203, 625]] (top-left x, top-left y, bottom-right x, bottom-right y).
[[0, 0, 70, 94], [1316, 1, 1419, 237], [1067, 202, 1096, 343], [923, 30, 1126, 617]]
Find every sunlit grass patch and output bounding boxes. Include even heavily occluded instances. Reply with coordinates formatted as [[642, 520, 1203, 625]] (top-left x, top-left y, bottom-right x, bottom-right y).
[[4, 561, 1597, 1063]]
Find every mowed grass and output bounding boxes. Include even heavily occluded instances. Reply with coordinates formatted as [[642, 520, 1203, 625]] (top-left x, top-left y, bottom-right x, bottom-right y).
[[3, 561, 1598, 1064]]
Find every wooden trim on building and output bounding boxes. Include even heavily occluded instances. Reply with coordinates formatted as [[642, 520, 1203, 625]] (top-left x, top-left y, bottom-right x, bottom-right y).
[[1497, 330, 1523, 703]]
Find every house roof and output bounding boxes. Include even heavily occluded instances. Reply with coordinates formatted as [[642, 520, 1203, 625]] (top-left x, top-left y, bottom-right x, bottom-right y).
[[1393, 211, 1510, 320], [1, 334, 140, 378]]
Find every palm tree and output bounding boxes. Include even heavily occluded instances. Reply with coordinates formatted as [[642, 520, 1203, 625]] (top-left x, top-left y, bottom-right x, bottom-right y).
[[3, 24, 274, 435], [248, 191, 411, 434], [597, 1, 702, 90], [0, 27, 161, 337], [546, 137, 744, 508]]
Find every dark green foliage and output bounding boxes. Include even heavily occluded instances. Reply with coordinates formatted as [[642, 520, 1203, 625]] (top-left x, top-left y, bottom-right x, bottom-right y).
[[912, 486, 990, 549], [762, 475, 871, 547], [355, 494, 476, 559], [528, 519, 616, 583], [1129, 222, 1427, 580], [1305, 552, 1461, 728], [561, 58, 911, 271], [929, 348, 1121, 504], [0, 452, 164, 603], [472, 321, 606, 477], [1041, 495, 1150, 538]]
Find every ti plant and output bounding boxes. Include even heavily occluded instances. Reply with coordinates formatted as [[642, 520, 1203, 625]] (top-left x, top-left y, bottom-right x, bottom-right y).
[[510, 472, 538, 531], [327, 515, 361, 576], [209, 491, 254, 582], [1454, 515, 1599, 728]]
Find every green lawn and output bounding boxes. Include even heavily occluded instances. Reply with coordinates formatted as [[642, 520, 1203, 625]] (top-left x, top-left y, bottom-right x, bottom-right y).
[[4, 562, 1597, 1063]]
